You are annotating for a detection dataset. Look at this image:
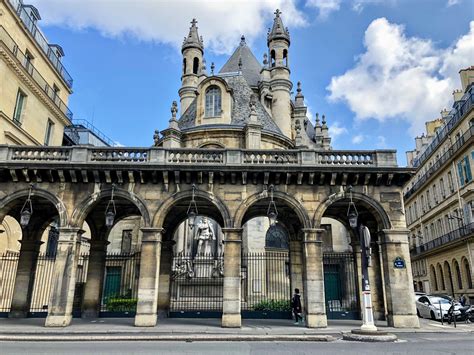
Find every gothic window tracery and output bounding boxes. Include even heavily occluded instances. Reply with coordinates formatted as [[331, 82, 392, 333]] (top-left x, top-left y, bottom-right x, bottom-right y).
[[265, 224, 289, 249]]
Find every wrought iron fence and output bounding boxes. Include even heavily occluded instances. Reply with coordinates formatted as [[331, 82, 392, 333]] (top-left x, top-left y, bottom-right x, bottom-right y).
[[241, 251, 291, 316], [0, 251, 140, 316], [323, 252, 359, 320], [170, 253, 224, 316]]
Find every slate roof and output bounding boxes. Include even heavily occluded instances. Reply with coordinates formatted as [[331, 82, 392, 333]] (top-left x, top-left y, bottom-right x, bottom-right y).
[[219, 38, 262, 88], [178, 74, 283, 136]]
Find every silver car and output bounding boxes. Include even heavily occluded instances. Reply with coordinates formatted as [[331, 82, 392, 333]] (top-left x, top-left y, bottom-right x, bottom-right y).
[[416, 295, 461, 320]]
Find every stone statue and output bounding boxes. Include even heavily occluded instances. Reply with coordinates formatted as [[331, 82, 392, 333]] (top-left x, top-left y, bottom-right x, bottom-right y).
[[194, 217, 215, 255]]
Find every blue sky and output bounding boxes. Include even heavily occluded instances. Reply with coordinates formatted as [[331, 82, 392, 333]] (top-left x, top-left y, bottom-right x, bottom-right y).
[[30, 0, 473, 165]]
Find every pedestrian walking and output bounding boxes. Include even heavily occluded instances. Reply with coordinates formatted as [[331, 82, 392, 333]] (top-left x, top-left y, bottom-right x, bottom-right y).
[[459, 294, 467, 306], [291, 288, 303, 325]]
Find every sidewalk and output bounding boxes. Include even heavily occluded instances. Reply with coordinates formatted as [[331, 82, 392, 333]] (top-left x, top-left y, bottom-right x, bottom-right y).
[[0, 317, 472, 341]]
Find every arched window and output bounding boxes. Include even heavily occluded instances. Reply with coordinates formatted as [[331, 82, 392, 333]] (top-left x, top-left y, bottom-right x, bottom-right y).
[[270, 50, 276, 67], [430, 265, 438, 291], [265, 224, 289, 249], [444, 261, 454, 296], [454, 260, 463, 290], [418, 281, 423, 292], [193, 57, 199, 74], [463, 259, 473, 289], [183, 58, 187, 74], [437, 264, 445, 290], [283, 49, 288, 67], [205, 86, 221, 117]]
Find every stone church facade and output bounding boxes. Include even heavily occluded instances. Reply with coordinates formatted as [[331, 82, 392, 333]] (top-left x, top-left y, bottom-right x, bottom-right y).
[[0, 10, 419, 329]]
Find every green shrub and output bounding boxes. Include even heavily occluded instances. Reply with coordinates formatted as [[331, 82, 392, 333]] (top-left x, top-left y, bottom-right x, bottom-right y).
[[253, 299, 291, 312], [106, 297, 137, 312]]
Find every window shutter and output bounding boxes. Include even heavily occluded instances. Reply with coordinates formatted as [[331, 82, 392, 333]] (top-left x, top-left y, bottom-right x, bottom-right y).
[[457, 161, 464, 186], [464, 156, 472, 182]]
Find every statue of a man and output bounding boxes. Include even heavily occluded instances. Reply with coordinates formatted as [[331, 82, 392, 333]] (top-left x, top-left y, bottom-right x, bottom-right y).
[[195, 217, 215, 256]]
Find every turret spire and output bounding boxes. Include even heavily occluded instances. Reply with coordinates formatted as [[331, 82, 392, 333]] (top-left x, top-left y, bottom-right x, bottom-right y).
[[267, 9, 290, 45], [182, 18, 204, 53]]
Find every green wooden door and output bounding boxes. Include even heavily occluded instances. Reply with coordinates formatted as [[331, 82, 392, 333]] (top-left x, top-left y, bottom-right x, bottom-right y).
[[103, 266, 121, 305]]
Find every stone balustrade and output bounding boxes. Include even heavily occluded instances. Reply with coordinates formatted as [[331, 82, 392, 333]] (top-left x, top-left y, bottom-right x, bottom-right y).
[[0, 146, 399, 168]]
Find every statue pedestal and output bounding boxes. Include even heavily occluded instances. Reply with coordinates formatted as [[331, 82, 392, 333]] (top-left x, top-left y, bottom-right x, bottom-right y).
[[193, 257, 214, 278]]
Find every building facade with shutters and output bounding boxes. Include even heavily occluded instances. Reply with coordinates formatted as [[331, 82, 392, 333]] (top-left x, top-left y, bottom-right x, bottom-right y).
[[404, 67, 474, 303]]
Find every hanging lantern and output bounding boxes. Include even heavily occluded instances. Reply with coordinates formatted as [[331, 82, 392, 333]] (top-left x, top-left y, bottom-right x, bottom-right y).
[[20, 185, 34, 228], [105, 184, 116, 228], [267, 185, 278, 226], [187, 184, 198, 230], [346, 185, 358, 229]]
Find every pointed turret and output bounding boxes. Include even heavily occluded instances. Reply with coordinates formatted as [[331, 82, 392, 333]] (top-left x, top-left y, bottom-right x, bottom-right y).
[[179, 19, 205, 114], [267, 9, 290, 45], [267, 9, 292, 139]]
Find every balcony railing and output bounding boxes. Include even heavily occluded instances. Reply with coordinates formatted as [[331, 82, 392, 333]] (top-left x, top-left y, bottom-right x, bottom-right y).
[[404, 126, 473, 200], [0, 146, 400, 168], [0, 26, 73, 120], [70, 119, 114, 147], [412, 91, 474, 168], [7, 0, 73, 88], [411, 223, 474, 255]]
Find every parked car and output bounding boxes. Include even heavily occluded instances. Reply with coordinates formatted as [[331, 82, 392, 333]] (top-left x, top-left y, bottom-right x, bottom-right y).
[[416, 295, 461, 320], [414, 292, 426, 301]]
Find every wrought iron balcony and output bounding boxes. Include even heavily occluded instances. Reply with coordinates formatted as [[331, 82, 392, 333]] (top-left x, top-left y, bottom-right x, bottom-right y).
[[6, 0, 73, 88], [411, 223, 474, 256], [0, 26, 73, 120], [411, 91, 474, 168], [404, 126, 473, 200]]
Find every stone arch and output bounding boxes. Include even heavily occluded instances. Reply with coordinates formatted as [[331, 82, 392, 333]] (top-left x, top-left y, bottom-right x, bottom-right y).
[[430, 264, 438, 291], [437, 263, 446, 290], [198, 141, 225, 149], [452, 258, 463, 290], [152, 188, 232, 230], [312, 191, 391, 230], [461, 257, 473, 289], [70, 186, 151, 228], [0, 187, 68, 227], [233, 191, 311, 229]]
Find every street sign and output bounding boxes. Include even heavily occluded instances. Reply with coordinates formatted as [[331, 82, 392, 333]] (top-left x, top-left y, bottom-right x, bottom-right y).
[[393, 257, 405, 269]]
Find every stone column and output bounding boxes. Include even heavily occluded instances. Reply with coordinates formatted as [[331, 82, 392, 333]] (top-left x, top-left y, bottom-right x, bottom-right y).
[[9, 238, 42, 318], [157, 240, 174, 312], [135, 228, 163, 327], [81, 239, 109, 318], [45, 228, 82, 327], [381, 229, 419, 328], [302, 228, 327, 328], [221, 228, 242, 328]]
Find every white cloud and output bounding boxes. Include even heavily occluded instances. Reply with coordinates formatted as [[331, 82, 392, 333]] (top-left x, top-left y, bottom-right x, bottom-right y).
[[352, 134, 365, 144], [29, 0, 306, 55], [327, 18, 474, 136], [376, 135, 387, 148], [306, 0, 341, 18], [328, 121, 348, 140], [447, 0, 461, 7]]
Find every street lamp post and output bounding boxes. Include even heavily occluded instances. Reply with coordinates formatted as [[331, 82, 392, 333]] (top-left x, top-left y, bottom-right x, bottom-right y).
[[347, 186, 377, 332]]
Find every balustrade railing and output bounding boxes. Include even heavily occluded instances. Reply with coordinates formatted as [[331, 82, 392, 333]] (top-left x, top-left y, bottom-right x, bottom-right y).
[[0, 26, 73, 120], [10, 146, 70, 161], [166, 149, 225, 164], [6, 0, 73, 88], [0, 146, 399, 168], [90, 148, 149, 162]]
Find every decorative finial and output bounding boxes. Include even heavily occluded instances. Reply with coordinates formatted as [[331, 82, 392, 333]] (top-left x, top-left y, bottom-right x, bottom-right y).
[[171, 101, 178, 119], [316, 113, 320, 123], [240, 35, 246, 46], [191, 18, 198, 27], [200, 35, 204, 44], [297, 81, 301, 94], [202, 58, 207, 71], [153, 129, 160, 146], [322, 114, 327, 125], [210, 62, 215, 75], [263, 53, 268, 66], [274, 9, 281, 17]]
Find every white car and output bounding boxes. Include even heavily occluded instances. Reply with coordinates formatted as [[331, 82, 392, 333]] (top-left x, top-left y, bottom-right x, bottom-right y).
[[416, 295, 461, 320]]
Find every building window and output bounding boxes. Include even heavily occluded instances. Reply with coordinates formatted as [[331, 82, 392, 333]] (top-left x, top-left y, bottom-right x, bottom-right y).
[[183, 58, 187, 74], [44, 119, 54, 146], [440, 178, 446, 198], [437, 264, 445, 290], [457, 156, 472, 186], [52, 84, 60, 103], [430, 265, 438, 291], [24, 50, 34, 74], [448, 171, 454, 192], [265, 224, 289, 249], [121, 230, 133, 254], [46, 225, 59, 256], [454, 260, 463, 290], [433, 184, 438, 203], [13, 89, 27, 124], [193, 57, 199, 74], [204, 86, 221, 117], [463, 259, 473, 289], [414, 201, 418, 219]]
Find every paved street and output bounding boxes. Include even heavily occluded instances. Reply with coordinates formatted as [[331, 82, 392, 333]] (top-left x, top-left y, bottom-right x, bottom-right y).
[[1, 333, 474, 355]]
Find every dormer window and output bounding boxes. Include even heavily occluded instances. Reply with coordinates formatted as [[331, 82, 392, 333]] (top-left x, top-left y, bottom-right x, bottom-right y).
[[205, 86, 221, 117]]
